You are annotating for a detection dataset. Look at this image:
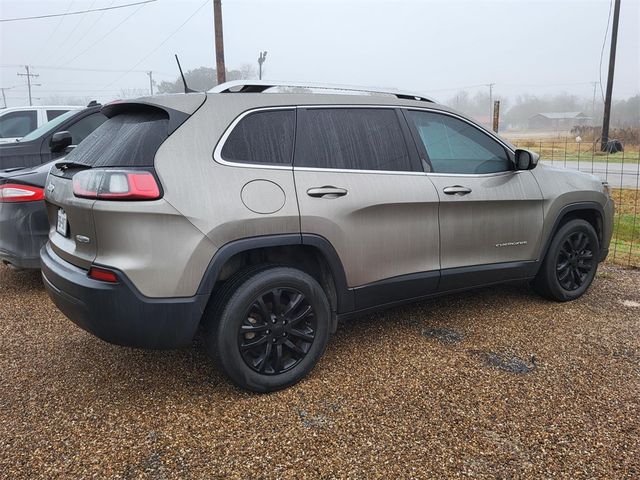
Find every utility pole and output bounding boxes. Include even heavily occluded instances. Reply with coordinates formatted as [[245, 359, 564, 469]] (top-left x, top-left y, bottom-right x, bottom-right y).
[[601, 0, 621, 150], [0, 88, 7, 108], [492, 100, 500, 133], [591, 81, 598, 126], [487, 83, 495, 127], [147, 71, 154, 95], [213, 0, 226, 85], [258, 51, 267, 80], [17, 66, 39, 106]]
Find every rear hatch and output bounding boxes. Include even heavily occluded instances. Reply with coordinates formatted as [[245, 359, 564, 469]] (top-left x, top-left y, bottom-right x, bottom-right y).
[[44, 95, 205, 269]]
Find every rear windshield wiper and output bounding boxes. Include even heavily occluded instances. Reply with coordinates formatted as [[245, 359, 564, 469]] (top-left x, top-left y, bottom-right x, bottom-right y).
[[55, 161, 92, 171]]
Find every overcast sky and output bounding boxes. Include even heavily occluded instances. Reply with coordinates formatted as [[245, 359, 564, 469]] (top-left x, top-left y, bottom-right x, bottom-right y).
[[0, 0, 638, 107]]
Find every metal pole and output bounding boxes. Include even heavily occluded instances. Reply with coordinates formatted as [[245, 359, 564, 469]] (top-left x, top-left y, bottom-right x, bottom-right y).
[[591, 81, 597, 126], [17, 66, 39, 106], [213, 0, 226, 84], [492, 100, 500, 133], [147, 71, 154, 95], [1, 88, 6, 108], [601, 0, 621, 150], [26, 66, 32, 106], [258, 51, 267, 80], [488, 83, 495, 127]]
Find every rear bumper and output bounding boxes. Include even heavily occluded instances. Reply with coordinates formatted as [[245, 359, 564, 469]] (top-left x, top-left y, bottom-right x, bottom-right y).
[[40, 243, 208, 349], [0, 200, 48, 269]]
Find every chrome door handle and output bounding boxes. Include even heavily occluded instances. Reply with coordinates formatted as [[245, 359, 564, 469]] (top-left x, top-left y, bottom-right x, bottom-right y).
[[443, 185, 472, 195], [306, 186, 348, 198]]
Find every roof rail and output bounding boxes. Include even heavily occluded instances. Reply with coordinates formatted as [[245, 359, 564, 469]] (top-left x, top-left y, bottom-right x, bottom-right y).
[[209, 80, 434, 103]]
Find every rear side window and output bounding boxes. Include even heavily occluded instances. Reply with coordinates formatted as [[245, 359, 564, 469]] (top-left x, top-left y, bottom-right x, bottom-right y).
[[64, 109, 168, 167], [221, 109, 295, 165], [47, 109, 69, 121], [0, 110, 37, 138], [295, 108, 412, 171]]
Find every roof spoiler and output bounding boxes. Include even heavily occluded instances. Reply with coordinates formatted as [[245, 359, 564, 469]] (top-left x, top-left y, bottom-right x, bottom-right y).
[[101, 101, 191, 136]]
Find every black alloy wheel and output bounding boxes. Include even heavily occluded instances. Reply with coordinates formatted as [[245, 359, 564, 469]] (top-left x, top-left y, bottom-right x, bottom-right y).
[[555, 231, 595, 291], [533, 218, 600, 302], [205, 266, 330, 392], [238, 288, 316, 375]]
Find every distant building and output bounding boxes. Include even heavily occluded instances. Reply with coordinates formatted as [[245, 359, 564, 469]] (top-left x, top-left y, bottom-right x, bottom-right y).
[[528, 112, 591, 130]]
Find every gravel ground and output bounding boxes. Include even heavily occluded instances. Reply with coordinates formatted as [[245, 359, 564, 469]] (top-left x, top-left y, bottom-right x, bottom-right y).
[[1, 263, 639, 479]]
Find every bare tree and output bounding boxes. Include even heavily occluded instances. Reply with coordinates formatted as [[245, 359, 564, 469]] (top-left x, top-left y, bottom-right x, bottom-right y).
[[40, 95, 88, 105], [119, 88, 149, 99], [157, 65, 257, 94]]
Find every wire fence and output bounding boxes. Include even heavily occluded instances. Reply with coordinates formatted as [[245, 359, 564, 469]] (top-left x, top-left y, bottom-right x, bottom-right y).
[[512, 139, 640, 268]]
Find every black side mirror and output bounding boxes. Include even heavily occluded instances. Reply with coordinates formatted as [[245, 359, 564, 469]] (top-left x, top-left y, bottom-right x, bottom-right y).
[[50, 131, 72, 153], [514, 148, 540, 170]]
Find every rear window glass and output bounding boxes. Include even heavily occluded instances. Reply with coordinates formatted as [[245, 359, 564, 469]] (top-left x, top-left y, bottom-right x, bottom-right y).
[[295, 108, 413, 171], [221, 109, 295, 165], [63, 109, 168, 167]]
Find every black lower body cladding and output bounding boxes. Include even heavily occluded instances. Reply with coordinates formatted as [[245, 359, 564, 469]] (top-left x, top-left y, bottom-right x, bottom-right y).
[[40, 244, 208, 349], [0, 200, 49, 269]]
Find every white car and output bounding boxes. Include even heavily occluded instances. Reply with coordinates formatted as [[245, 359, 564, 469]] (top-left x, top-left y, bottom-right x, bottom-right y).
[[0, 105, 81, 144]]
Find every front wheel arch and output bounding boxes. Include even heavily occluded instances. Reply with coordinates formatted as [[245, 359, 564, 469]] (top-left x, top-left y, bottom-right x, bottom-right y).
[[538, 203, 605, 266]]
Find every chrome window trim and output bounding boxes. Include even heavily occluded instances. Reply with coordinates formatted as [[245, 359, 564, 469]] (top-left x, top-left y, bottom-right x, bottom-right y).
[[294, 166, 428, 176], [400, 106, 515, 156], [213, 106, 296, 171], [401, 107, 516, 178], [213, 104, 517, 177]]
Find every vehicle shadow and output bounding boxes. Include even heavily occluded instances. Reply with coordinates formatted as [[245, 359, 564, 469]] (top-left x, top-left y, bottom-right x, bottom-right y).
[[0, 265, 43, 294], [0, 262, 549, 399], [53, 281, 544, 401]]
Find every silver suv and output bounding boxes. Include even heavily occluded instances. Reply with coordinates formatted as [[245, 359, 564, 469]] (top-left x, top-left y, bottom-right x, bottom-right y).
[[40, 81, 614, 392]]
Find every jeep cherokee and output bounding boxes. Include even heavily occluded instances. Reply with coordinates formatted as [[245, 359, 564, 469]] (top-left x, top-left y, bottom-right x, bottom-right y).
[[40, 81, 614, 392]]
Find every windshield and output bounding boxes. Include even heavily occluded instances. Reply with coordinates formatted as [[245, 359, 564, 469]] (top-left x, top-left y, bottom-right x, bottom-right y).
[[20, 109, 78, 142]]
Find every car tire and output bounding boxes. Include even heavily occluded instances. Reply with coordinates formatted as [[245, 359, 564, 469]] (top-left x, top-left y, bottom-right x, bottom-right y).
[[533, 219, 600, 301], [205, 266, 331, 392]]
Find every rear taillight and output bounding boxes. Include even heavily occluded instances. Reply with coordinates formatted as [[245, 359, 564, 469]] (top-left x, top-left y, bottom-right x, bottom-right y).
[[72, 169, 161, 200], [88, 266, 118, 283], [0, 183, 45, 203]]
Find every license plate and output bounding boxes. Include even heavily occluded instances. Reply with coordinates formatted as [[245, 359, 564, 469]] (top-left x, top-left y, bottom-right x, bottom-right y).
[[56, 209, 68, 237]]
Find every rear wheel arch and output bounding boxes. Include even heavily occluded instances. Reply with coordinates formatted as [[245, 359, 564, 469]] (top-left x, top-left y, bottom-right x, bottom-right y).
[[196, 234, 354, 330]]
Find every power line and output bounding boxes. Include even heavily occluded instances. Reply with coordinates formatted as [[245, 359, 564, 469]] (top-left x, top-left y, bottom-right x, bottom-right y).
[[58, 1, 147, 67], [53, 0, 119, 65], [599, 0, 614, 103], [500, 81, 595, 88], [1, 64, 154, 73], [101, 0, 210, 90], [31, 0, 75, 64], [0, 0, 157, 22], [46, 0, 99, 65], [424, 83, 491, 93], [600, 0, 621, 150]]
